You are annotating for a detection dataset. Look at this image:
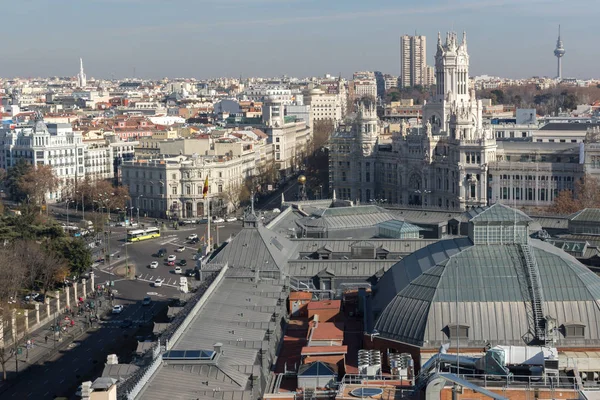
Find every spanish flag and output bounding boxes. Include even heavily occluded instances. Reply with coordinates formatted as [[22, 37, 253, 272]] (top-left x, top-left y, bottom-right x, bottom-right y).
[[203, 175, 209, 199]]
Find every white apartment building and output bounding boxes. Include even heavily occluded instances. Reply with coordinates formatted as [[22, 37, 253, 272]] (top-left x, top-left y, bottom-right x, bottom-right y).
[[83, 133, 137, 182], [0, 121, 86, 200], [304, 88, 343, 125], [263, 97, 313, 176], [353, 79, 377, 99], [242, 85, 294, 105], [120, 154, 255, 219], [0, 120, 138, 201], [384, 75, 399, 91]]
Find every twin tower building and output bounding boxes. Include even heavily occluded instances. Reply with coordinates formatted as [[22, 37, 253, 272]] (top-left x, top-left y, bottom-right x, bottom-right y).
[[330, 32, 494, 210]]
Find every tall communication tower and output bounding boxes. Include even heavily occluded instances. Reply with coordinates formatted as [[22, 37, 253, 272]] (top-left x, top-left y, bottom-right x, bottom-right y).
[[553, 25, 565, 80]]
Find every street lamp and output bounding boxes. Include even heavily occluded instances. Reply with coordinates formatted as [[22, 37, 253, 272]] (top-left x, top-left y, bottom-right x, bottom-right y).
[[76, 190, 85, 221], [66, 199, 75, 227], [137, 195, 143, 225]]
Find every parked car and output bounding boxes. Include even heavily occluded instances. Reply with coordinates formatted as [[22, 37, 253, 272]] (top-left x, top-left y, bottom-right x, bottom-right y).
[[179, 259, 187, 266], [167, 255, 176, 262], [174, 266, 182, 274], [189, 238, 199, 244], [175, 246, 185, 253], [213, 217, 225, 223], [225, 217, 237, 222], [187, 234, 198, 240], [168, 260, 175, 266], [196, 218, 208, 224], [272, 208, 281, 213], [149, 261, 159, 269], [185, 269, 195, 277], [157, 248, 167, 257], [142, 296, 151, 306], [112, 305, 124, 314], [154, 279, 164, 287]]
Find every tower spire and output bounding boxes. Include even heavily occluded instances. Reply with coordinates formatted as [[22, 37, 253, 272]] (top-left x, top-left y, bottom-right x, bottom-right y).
[[77, 57, 87, 88], [553, 24, 565, 80]]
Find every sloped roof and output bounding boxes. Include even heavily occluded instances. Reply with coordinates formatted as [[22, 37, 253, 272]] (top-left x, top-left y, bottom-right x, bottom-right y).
[[470, 203, 532, 223], [570, 208, 600, 223], [378, 220, 421, 234], [299, 205, 399, 230], [298, 361, 337, 376], [209, 224, 297, 274], [374, 238, 600, 347]]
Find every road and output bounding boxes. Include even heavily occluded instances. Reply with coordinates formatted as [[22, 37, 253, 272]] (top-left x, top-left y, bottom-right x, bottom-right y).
[[257, 181, 299, 211], [0, 277, 173, 399]]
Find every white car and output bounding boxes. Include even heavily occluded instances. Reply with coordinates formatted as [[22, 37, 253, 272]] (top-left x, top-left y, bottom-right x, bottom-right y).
[[149, 261, 159, 269], [225, 217, 237, 222], [154, 279, 164, 287], [213, 217, 225, 223], [174, 266, 182, 274], [187, 234, 198, 240], [272, 208, 281, 213], [112, 305, 124, 314], [175, 246, 185, 253], [167, 255, 177, 262], [193, 253, 204, 261]]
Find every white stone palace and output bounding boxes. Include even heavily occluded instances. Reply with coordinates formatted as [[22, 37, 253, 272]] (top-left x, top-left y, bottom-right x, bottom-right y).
[[329, 32, 600, 210]]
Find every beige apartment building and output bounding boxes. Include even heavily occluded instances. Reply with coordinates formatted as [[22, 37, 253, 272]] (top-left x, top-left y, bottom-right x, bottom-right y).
[[120, 153, 255, 219], [400, 35, 428, 87]]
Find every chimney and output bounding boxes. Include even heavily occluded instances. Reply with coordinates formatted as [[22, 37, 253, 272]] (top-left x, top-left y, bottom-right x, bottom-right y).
[[106, 354, 119, 365], [214, 342, 223, 355], [81, 381, 93, 400]]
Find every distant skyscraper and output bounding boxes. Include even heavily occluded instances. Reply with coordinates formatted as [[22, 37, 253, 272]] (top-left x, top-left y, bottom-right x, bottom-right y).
[[553, 25, 565, 80], [77, 58, 87, 88], [400, 35, 426, 87]]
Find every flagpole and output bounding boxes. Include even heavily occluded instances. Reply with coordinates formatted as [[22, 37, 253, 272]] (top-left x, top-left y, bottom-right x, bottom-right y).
[[206, 195, 211, 255]]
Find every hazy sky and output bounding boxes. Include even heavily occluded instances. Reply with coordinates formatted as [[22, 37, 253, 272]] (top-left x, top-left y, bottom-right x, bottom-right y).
[[3, 0, 597, 80]]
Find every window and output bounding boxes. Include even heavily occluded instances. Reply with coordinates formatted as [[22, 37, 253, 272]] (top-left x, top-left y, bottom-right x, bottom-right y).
[[172, 186, 177, 195], [276, 137, 280, 143], [447, 324, 469, 339], [218, 172, 222, 178], [172, 173, 176, 179], [564, 324, 585, 338], [218, 185, 223, 193]]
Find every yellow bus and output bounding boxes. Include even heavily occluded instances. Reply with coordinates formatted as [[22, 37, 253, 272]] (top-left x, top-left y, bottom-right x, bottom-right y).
[[127, 227, 161, 242]]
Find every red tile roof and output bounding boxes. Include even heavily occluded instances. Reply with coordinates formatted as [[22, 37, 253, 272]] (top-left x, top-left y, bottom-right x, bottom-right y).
[[290, 292, 313, 301], [310, 322, 344, 341], [301, 346, 348, 355], [307, 300, 341, 310]]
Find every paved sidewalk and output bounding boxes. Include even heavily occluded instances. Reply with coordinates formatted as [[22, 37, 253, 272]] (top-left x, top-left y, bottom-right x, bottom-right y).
[[0, 298, 112, 390]]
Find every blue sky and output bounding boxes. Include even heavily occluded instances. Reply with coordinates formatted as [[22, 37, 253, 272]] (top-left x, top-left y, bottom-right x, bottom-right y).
[[3, 0, 596, 80]]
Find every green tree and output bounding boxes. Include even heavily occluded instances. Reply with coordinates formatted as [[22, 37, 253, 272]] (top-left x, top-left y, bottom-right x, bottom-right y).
[[51, 237, 92, 277], [5, 159, 32, 202]]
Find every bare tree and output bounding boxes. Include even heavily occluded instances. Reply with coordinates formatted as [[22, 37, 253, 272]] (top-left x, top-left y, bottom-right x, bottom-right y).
[[220, 182, 242, 211], [0, 247, 27, 381], [18, 165, 59, 212]]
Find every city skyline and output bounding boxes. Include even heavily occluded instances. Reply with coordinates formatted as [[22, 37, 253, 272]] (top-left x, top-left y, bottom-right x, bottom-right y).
[[2, 0, 597, 80]]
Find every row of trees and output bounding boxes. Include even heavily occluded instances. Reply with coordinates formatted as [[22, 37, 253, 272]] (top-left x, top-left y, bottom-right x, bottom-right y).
[[551, 175, 600, 214], [4, 160, 130, 213], [63, 177, 130, 212], [4, 160, 59, 208], [478, 85, 600, 115]]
